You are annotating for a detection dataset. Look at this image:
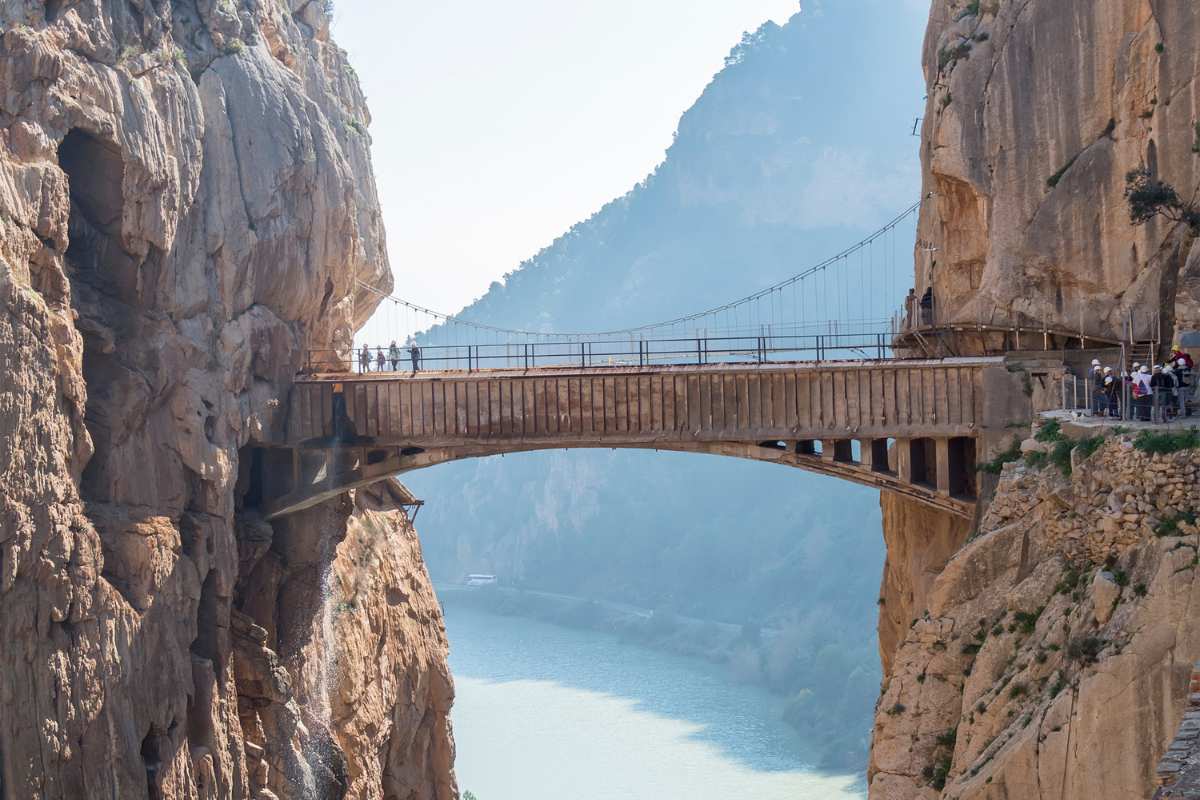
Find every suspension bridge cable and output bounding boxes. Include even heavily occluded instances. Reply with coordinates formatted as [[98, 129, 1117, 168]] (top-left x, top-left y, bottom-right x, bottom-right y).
[[355, 200, 921, 340]]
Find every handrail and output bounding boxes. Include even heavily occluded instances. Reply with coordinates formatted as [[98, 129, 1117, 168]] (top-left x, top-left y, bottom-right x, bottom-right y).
[[309, 331, 896, 375]]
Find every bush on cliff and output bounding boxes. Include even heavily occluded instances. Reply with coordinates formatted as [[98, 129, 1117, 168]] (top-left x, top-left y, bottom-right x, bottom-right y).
[[1133, 429, 1200, 455]]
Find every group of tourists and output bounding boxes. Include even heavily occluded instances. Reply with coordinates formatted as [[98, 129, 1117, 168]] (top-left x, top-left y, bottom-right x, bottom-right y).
[[358, 338, 421, 373], [1089, 348, 1195, 422]]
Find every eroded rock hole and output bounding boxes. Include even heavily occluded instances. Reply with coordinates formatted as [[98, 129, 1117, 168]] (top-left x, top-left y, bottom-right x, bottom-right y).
[[140, 726, 166, 800], [59, 129, 129, 288], [45, 0, 65, 22], [191, 570, 221, 662], [59, 129, 135, 506], [236, 446, 266, 511]]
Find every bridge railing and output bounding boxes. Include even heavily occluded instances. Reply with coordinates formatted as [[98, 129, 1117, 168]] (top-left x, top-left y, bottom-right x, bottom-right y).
[[308, 332, 896, 375]]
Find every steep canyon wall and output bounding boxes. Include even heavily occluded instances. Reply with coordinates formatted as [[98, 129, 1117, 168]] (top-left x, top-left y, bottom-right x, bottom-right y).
[[869, 2, 1200, 798], [0, 1, 453, 798], [914, 0, 1200, 343]]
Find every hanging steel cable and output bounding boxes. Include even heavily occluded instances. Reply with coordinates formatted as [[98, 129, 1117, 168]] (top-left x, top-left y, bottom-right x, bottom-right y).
[[356, 200, 921, 341]]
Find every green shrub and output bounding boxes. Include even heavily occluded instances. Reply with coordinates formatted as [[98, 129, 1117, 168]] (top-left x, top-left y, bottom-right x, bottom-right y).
[[955, 0, 981, 19], [1049, 439, 1075, 475], [1133, 429, 1200, 454], [1156, 42, 1165, 54], [1047, 154, 1080, 188], [1134, 583, 1148, 597], [935, 727, 958, 748], [980, 438, 1022, 475], [1013, 608, 1044, 635], [1009, 682, 1028, 698], [1067, 636, 1105, 664], [1024, 450, 1048, 469], [1035, 420, 1063, 443], [888, 703, 907, 715]]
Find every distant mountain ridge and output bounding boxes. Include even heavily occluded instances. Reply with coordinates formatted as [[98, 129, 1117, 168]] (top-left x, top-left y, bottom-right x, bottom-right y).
[[406, 1, 929, 772], [449, 6, 923, 335]]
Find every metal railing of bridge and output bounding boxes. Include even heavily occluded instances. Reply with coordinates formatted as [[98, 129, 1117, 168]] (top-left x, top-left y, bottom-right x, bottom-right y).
[[308, 328, 898, 375]]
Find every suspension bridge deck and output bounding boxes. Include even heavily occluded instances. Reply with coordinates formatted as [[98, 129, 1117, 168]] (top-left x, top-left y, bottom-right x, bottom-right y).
[[257, 357, 1030, 521]]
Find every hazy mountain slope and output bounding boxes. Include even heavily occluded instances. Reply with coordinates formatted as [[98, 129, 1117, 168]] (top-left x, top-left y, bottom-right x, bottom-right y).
[[407, 2, 927, 771]]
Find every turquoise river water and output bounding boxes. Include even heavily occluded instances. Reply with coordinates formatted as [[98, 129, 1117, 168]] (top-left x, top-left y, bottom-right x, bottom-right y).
[[443, 598, 865, 800]]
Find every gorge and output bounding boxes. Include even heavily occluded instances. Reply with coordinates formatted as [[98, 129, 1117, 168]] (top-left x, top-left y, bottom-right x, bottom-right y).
[[5, 1, 1200, 800]]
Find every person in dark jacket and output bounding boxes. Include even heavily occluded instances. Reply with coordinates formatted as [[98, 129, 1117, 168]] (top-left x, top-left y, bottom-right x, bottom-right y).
[[376, 348, 386, 373], [388, 341, 402, 371], [407, 336, 422, 373], [1150, 364, 1174, 423], [1176, 357, 1194, 417], [1089, 359, 1104, 415], [359, 343, 371, 373], [1104, 374, 1121, 418]]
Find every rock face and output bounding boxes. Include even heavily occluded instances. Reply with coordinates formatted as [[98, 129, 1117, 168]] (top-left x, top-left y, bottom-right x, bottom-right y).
[[0, 2, 454, 798], [914, 0, 1200, 344], [869, 439, 1200, 799]]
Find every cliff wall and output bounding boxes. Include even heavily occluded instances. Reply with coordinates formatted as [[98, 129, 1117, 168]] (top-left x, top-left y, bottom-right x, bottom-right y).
[[915, 0, 1200, 343], [0, 1, 453, 797], [870, 434, 1200, 799]]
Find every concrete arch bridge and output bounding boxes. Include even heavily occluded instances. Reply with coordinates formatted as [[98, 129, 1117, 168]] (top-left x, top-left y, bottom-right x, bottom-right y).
[[256, 356, 1029, 521]]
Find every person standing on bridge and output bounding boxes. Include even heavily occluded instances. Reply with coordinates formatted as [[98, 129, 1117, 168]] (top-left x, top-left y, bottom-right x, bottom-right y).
[[388, 340, 402, 371], [407, 336, 422, 373], [1090, 359, 1104, 415], [359, 343, 371, 373], [375, 348, 386, 373]]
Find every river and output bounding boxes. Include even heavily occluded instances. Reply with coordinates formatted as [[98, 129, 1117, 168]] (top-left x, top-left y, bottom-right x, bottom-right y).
[[442, 597, 865, 800]]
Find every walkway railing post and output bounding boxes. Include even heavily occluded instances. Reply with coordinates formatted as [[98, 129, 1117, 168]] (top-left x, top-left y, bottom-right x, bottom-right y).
[[696, 338, 703, 365], [580, 342, 586, 369]]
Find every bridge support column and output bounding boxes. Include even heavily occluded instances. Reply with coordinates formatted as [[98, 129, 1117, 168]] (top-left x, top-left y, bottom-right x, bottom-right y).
[[896, 438, 912, 484], [935, 437, 952, 495]]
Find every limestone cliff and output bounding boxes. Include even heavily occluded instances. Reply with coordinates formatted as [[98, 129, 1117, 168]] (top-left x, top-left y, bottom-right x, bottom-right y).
[[0, 1, 454, 798], [870, 435, 1200, 799], [914, 0, 1200, 344]]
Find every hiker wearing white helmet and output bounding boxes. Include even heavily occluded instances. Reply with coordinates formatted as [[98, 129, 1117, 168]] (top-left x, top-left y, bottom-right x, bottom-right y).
[[1090, 359, 1105, 415], [1177, 357, 1194, 417], [1103, 373, 1121, 417], [1133, 365, 1153, 421]]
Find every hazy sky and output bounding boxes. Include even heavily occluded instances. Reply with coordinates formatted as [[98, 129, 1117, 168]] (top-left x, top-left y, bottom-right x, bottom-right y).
[[334, 0, 812, 317]]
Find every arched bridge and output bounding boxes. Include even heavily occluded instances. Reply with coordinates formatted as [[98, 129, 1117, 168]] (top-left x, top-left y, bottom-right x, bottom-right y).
[[257, 356, 1029, 521]]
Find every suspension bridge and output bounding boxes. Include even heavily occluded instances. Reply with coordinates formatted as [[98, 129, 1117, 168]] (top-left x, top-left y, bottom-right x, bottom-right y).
[[252, 203, 1043, 521]]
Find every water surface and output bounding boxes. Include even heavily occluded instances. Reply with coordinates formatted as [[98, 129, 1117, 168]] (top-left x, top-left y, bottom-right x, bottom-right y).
[[444, 599, 864, 800]]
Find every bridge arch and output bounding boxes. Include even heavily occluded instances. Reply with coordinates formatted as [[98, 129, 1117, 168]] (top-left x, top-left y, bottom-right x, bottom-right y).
[[258, 357, 1028, 522]]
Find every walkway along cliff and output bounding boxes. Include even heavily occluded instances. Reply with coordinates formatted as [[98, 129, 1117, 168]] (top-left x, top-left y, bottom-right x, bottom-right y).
[[0, 1, 454, 798]]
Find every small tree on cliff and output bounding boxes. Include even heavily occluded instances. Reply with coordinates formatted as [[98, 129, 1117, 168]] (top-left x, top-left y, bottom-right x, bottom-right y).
[[1124, 168, 1200, 233]]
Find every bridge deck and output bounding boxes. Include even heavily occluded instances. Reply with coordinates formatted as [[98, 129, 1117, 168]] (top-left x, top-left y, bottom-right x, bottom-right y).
[[255, 357, 1028, 522], [285, 357, 1003, 448]]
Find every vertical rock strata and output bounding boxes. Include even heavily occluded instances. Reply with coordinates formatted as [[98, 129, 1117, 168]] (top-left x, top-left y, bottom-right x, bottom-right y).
[[914, 0, 1200, 341], [0, 1, 454, 798], [873, 2, 1200, 797], [871, 441, 1200, 799]]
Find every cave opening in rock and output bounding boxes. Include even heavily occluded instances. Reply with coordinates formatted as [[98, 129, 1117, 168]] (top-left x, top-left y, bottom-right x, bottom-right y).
[[59, 128, 132, 507], [140, 727, 165, 800], [191, 570, 221, 663], [44, 0, 64, 23], [59, 128, 128, 288], [236, 446, 267, 511]]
